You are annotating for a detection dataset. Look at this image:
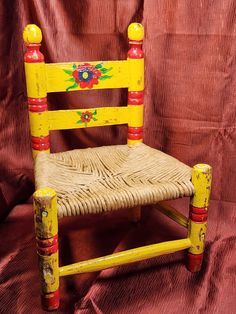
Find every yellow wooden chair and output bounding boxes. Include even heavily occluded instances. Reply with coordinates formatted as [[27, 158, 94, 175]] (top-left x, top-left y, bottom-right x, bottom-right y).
[[23, 23, 212, 310]]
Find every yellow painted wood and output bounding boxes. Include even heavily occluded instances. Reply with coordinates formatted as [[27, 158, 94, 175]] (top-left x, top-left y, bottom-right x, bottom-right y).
[[128, 23, 144, 41], [45, 61, 130, 92], [38, 252, 59, 293], [59, 238, 191, 277], [25, 59, 144, 95], [24, 63, 47, 98], [48, 107, 129, 131], [156, 202, 188, 228], [29, 106, 144, 135], [127, 139, 143, 145], [128, 58, 144, 92], [191, 164, 212, 208], [23, 24, 42, 44], [188, 221, 207, 254], [33, 187, 58, 239], [32, 149, 50, 159], [34, 188, 59, 294], [128, 104, 144, 127], [29, 111, 49, 137]]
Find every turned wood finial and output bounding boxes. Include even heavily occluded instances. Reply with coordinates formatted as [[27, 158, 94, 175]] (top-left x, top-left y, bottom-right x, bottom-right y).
[[23, 24, 42, 45], [23, 24, 44, 63], [128, 23, 144, 41]]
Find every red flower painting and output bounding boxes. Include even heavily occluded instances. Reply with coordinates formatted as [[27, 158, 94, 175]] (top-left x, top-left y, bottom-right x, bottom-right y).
[[64, 63, 112, 91], [77, 110, 97, 127], [72, 63, 101, 88]]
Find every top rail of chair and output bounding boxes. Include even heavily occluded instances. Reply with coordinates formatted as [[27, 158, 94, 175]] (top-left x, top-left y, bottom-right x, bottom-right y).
[[23, 23, 144, 96]]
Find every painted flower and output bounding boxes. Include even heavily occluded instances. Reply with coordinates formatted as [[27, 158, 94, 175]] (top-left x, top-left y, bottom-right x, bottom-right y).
[[64, 63, 112, 91], [81, 111, 93, 123], [72, 63, 102, 89], [77, 110, 97, 127]]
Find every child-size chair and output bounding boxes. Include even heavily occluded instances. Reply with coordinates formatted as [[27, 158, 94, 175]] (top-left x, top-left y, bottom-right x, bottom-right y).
[[23, 23, 212, 311]]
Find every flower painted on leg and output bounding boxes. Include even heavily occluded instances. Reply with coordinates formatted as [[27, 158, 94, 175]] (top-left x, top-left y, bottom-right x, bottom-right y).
[[64, 63, 112, 91], [77, 110, 97, 127]]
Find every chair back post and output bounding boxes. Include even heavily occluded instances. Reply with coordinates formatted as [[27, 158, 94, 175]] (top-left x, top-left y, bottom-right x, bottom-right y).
[[23, 24, 50, 158], [127, 23, 144, 145]]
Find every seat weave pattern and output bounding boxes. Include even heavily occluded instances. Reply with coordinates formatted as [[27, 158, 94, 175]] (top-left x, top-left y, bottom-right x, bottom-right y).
[[35, 143, 194, 218]]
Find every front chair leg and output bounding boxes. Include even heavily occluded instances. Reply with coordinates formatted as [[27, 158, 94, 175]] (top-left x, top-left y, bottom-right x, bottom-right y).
[[33, 188, 60, 310], [187, 164, 212, 272]]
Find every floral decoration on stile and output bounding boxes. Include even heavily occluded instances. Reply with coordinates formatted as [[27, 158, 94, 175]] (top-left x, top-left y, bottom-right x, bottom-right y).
[[64, 63, 113, 91], [77, 110, 97, 127]]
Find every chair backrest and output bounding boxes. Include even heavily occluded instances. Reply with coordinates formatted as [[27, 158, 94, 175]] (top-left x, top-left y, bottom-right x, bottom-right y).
[[23, 23, 144, 158]]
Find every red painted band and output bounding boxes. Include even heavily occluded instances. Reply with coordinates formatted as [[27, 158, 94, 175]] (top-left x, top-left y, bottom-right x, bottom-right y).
[[128, 133, 143, 140], [31, 136, 49, 144], [128, 127, 143, 139], [28, 98, 47, 112], [41, 289, 60, 311], [128, 99, 143, 105], [24, 44, 44, 63], [28, 97, 47, 105], [128, 127, 143, 134], [37, 235, 58, 248], [128, 46, 144, 59], [37, 242, 58, 255], [190, 213, 208, 222], [128, 91, 144, 105], [31, 136, 50, 150], [129, 40, 143, 44], [28, 104, 48, 112], [129, 91, 144, 98], [190, 206, 208, 214], [187, 253, 203, 273], [32, 144, 50, 150]]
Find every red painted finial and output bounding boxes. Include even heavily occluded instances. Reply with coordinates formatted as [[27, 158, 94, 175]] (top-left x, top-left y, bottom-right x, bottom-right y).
[[23, 24, 44, 62], [127, 23, 144, 59]]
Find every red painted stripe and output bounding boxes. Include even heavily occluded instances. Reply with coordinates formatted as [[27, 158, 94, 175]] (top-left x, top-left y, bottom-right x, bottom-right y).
[[128, 133, 143, 140], [24, 44, 44, 63], [128, 127, 143, 140], [191, 206, 208, 214], [28, 97, 47, 112], [128, 127, 143, 134], [187, 253, 203, 273], [37, 242, 58, 255], [189, 205, 208, 222], [31, 136, 49, 144], [31, 136, 50, 150], [128, 43, 144, 59], [37, 235, 58, 248], [190, 213, 208, 222], [41, 289, 60, 311], [128, 91, 144, 105], [129, 40, 143, 45]]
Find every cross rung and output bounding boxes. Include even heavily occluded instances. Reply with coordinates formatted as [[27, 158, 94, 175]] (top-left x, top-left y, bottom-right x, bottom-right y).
[[59, 238, 192, 277]]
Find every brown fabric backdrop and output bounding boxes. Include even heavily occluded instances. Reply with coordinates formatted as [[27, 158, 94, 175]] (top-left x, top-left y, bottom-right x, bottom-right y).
[[1, 0, 236, 313]]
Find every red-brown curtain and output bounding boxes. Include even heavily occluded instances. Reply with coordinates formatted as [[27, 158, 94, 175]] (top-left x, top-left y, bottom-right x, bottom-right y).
[[0, 0, 236, 313]]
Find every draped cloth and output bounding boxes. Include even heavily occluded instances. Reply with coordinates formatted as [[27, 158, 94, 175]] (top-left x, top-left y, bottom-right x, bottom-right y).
[[0, 0, 236, 313]]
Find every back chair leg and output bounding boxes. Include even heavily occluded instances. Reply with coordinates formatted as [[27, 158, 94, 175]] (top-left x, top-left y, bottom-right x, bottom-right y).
[[129, 207, 141, 223], [187, 164, 212, 272], [33, 188, 60, 310]]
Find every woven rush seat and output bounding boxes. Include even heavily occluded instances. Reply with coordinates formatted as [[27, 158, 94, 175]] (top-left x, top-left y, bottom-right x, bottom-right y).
[[35, 143, 195, 218]]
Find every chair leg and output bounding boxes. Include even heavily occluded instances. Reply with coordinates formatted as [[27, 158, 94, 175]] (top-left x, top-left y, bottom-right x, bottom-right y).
[[33, 188, 60, 310], [187, 164, 212, 272], [129, 207, 141, 223]]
